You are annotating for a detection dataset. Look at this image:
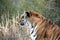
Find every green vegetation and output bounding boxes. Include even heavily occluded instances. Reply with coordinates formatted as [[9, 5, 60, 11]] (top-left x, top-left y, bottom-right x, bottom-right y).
[[0, 0, 60, 26]]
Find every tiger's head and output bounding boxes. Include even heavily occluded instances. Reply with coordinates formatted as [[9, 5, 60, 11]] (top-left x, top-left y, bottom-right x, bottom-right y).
[[18, 11, 45, 28]]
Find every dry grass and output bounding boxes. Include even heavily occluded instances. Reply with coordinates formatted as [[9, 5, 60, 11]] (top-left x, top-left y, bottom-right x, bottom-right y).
[[0, 15, 31, 40]]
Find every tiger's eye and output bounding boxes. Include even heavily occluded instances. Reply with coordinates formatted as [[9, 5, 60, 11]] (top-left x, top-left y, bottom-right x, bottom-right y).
[[22, 16, 24, 18]]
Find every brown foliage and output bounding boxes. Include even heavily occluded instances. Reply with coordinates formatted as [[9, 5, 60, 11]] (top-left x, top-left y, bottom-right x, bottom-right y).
[[0, 17, 31, 40]]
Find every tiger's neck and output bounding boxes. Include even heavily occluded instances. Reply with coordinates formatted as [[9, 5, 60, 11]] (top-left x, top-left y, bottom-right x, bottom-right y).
[[26, 21, 37, 40], [29, 25, 37, 40]]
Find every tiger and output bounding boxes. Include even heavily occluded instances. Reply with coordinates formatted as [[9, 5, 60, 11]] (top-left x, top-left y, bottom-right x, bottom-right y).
[[18, 11, 60, 40]]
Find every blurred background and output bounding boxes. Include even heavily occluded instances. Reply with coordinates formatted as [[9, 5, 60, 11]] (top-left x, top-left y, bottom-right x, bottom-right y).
[[0, 0, 60, 40]]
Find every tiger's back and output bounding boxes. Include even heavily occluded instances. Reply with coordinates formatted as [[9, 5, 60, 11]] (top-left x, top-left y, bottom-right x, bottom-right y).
[[36, 18, 60, 40]]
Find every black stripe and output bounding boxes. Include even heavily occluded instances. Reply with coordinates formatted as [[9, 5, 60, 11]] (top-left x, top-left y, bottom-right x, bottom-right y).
[[33, 34, 36, 37], [31, 30, 34, 34], [32, 26, 34, 28]]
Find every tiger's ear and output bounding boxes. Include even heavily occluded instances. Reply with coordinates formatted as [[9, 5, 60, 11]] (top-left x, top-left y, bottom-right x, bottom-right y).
[[25, 11, 32, 17]]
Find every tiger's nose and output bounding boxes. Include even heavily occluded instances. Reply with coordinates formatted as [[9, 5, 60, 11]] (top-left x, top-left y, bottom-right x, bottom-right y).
[[20, 22, 24, 26]]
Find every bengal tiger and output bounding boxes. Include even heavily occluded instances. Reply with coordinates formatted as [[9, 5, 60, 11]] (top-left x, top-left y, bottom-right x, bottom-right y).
[[18, 11, 60, 40]]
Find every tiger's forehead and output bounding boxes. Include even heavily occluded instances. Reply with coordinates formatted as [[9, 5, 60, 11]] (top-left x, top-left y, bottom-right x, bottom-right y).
[[20, 13, 26, 18], [21, 11, 39, 18], [20, 14, 24, 17]]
